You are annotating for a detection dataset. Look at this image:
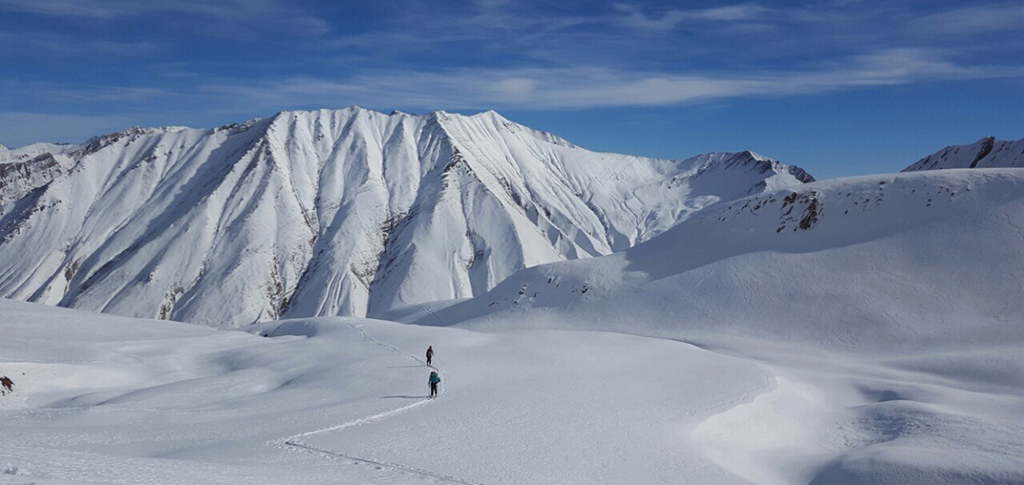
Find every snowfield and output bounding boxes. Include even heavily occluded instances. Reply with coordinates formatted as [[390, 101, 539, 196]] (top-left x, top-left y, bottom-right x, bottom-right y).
[[1, 300, 772, 484]]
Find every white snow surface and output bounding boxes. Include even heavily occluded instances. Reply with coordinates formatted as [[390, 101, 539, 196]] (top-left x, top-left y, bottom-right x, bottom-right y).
[[393, 168, 1024, 483], [1, 168, 1021, 484], [903, 136, 1024, 171], [0, 107, 811, 326], [0, 299, 773, 484], [409, 169, 1024, 351]]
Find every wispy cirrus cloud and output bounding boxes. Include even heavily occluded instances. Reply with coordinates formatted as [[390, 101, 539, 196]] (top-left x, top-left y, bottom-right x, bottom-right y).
[[3, 0, 1023, 151], [0, 0, 124, 18], [613, 3, 769, 31], [1, 0, 294, 20], [0, 0, 330, 37], [908, 2, 1024, 34], [1, 80, 168, 103], [13, 44, 1013, 124], [0, 32, 159, 57], [194, 48, 1022, 111]]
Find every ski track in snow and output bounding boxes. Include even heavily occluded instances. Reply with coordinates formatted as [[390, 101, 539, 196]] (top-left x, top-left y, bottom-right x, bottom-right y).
[[280, 322, 482, 485]]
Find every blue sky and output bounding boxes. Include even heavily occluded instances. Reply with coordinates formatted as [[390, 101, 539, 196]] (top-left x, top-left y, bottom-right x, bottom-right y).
[[1, 0, 1022, 179]]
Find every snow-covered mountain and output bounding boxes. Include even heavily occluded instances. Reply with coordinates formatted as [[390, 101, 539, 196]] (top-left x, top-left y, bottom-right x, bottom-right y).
[[903, 136, 1024, 171], [408, 168, 1024, 351], [0, 107, 812, 326]]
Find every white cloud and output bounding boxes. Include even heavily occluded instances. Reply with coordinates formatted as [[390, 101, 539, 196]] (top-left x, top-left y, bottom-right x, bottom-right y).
[[909, 3, 1024, 34], [4, 34, 159, 57], [5, 81, 168, 102], [196, 48, 1023, 111], [0, 0, 125, 18], [0, 0, 331, 37], [613, 3, 769, 31]]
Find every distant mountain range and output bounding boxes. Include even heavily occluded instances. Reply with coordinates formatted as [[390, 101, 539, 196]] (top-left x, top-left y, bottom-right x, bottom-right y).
[[0, 107, 813, 326]]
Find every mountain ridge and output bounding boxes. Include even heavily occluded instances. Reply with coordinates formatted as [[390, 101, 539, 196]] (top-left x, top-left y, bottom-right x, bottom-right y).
[[0, 107, 812, 326], [903, 136, 1024, 171], [409, 168, 1024, 351]]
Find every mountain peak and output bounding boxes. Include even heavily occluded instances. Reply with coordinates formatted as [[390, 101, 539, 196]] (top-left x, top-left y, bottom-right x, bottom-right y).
[[471, 109, 505, 120], [903, 136, 1024, 172], [0, 109, 813, 326], [704, 150, 815, 184], [735, 150, 768, 161]]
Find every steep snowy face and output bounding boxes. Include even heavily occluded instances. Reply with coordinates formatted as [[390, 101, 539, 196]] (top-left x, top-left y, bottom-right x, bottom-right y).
[[420, 169, 1024, 351], [0, 107, 811, 326], [903, 136, 1024, 171]]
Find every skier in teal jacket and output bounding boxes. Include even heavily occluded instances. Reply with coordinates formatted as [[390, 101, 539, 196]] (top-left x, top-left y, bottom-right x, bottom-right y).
[[429, 371, 441, 398]]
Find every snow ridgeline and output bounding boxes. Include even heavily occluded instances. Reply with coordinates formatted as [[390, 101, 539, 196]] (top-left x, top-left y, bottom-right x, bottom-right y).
[[903, 136, 1024, 171], [406, 168, 1024, 351], [0, 107, 812, 327]]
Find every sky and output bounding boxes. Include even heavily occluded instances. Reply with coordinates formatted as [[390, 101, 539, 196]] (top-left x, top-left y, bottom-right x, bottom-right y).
[[0, 0, 1022, 179]]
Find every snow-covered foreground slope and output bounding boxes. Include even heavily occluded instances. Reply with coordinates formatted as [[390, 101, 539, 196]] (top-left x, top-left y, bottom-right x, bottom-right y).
[[903, 136, 1024, 171], [0, 299, 777, 484], [3, 295, 1021, 484], [0, 108, 811, 326]]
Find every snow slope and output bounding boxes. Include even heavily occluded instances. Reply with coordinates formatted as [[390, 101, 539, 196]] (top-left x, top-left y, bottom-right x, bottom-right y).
[[391, 168, 1024, 483], [0, 108, 812, 326], [413, 168, 1024, 350], [0, 299, 772, 485], [903, 136, 1024, 171]]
